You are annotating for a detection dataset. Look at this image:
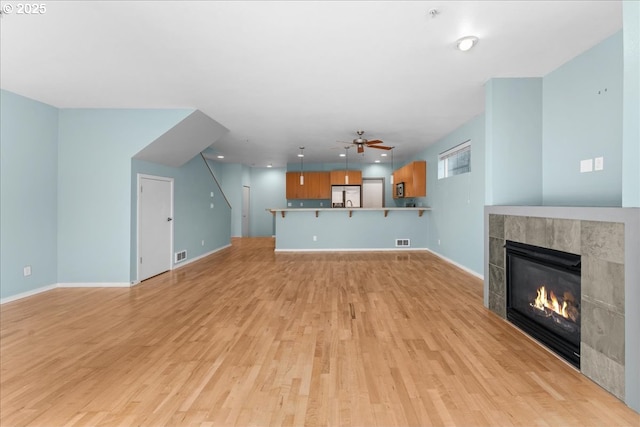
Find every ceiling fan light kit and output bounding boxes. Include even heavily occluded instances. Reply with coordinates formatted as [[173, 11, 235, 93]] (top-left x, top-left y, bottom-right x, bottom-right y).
[[346, 130, 393, 154]]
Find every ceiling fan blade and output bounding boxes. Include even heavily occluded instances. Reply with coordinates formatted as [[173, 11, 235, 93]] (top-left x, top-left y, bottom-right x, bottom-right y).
[[368, 145, 393, 150], [357, 145, 364, 154], [366, 140, 384, 145]]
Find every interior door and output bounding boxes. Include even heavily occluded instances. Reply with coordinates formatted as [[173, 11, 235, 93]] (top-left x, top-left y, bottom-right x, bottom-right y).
[[138, 175, 173, 281], [362, 178, 384, 208], [242, 185, 250, 237]]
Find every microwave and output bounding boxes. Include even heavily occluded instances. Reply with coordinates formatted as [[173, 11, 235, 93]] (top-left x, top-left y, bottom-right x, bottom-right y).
[[396, 182, 405, 198]]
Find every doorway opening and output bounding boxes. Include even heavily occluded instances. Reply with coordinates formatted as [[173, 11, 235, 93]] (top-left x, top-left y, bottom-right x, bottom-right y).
[[242, 185, 250, 237], [362, 178, 385, 208], [137, 174, 174, 282]]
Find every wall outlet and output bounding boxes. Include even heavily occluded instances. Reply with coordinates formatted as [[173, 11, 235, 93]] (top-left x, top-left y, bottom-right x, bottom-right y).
[[300, 202, 303, 207], [288, 202, 292, 207], [201, 240, 205, 246], [23, 265, 32, 277], [313, 235, 317, 241], [210, 192, 214, 197], [320, 202, 323, 207], [438, 239, 441, 245], [210, 203, 214, 209]]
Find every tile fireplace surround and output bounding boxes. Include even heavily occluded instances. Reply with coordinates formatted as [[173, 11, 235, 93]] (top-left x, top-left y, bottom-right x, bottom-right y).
[[484, 206, 640, 413]]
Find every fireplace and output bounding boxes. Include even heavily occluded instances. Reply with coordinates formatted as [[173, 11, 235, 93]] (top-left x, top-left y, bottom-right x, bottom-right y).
[[505, 240, 581, 368]]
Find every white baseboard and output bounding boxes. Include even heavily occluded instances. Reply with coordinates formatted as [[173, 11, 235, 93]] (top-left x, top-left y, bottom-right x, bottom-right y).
[[3, 245, 233, 304], [1, 281, 137, 305], [57, 282, 131, 288], [275, 247, 429, 252], [0, 284, 58, 305], [172, 244, 232, 269], [425, 248, 484, 280]]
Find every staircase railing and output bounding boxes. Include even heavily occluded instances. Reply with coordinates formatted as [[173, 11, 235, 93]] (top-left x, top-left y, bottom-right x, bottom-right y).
[[201, 153, 232, 209]]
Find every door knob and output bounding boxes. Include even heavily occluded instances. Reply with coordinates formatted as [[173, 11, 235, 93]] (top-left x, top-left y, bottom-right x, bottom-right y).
[[167, 217, 173, 222]]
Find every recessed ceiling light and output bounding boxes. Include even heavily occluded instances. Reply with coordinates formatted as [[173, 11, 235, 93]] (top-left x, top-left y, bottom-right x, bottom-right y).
[[457, 36, 478, 52], [374, 160, 381, 163], [381, 153, 387, 157], [339, 153, 346, 157], [267, 164, 272, 168], [217, 155, 224, 159]]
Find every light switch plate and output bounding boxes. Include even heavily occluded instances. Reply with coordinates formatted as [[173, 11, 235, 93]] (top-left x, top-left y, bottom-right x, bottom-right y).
[[580, 159, 593, 173], [594, 157, 604, 171]]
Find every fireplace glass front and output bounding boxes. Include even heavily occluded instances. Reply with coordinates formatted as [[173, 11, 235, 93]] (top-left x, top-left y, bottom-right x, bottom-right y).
[[505, 241, 581, 368]]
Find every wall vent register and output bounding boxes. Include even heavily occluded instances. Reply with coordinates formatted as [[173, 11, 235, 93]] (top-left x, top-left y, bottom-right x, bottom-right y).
[[395, 239, 410, 247], [174, 250, 187, 263]]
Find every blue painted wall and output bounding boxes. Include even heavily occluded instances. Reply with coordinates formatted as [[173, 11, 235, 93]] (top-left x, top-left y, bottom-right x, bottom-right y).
[[542, 31, 623, 206], [413, 114, 486, 276], [57, 108, 192, 284], [206, 161, 248, 237], [130, 157, 232, 281], [623, 2, 640, 208], [275, 210, 428, 250], [485, 78, 543, 206], [0, 91, 59, 299], [249, 167, 286, 236]]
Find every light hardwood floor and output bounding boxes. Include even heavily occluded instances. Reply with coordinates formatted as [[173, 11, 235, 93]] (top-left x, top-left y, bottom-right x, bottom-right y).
[[1, 237, 638, 426]]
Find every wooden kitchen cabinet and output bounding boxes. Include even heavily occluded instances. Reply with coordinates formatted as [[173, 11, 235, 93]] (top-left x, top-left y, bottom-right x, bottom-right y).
[[305, 171, 331, 199], [286, 172, 303, 199], [286, 171, 330, 199], [392, 161, 426, 198], [330, 170, 362, 185]]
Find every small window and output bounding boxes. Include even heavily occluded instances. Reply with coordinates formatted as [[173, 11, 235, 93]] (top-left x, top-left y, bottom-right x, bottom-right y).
[[438, 140, 471, 179]]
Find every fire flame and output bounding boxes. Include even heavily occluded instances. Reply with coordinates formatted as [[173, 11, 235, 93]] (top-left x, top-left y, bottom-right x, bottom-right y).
[[532, 286, 569, 318]]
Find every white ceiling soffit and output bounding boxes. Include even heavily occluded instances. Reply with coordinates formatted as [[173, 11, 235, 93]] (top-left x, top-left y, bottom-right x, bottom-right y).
[[133, 110, 229, 168]]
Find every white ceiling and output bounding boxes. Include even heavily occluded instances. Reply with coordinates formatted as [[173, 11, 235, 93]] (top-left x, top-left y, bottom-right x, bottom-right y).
[[0, 1, 622, 167]]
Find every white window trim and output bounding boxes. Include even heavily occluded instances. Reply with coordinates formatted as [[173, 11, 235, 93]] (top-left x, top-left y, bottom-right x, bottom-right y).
[[438, 139, 471, 180]]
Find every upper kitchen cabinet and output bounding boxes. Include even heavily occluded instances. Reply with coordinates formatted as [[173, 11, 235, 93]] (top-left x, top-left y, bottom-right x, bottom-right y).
[[286, 172, 303, 199], [305, 171, 331, 199], [330, 170, 362, 185], [393, 161, 426, 198], [286, 171, 330, 199]]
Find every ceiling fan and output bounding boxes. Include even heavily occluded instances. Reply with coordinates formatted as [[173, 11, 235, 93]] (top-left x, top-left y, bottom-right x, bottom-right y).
[[346, 130, 393, 154]]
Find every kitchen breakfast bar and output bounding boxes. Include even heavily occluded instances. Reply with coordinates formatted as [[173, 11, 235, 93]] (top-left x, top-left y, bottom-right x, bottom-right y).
[[267, 207, 431, 251]]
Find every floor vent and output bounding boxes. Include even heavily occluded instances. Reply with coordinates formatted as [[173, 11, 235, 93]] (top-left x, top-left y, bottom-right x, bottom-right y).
[[175, 250, 187, 263], [395, 239, 410, 247]]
